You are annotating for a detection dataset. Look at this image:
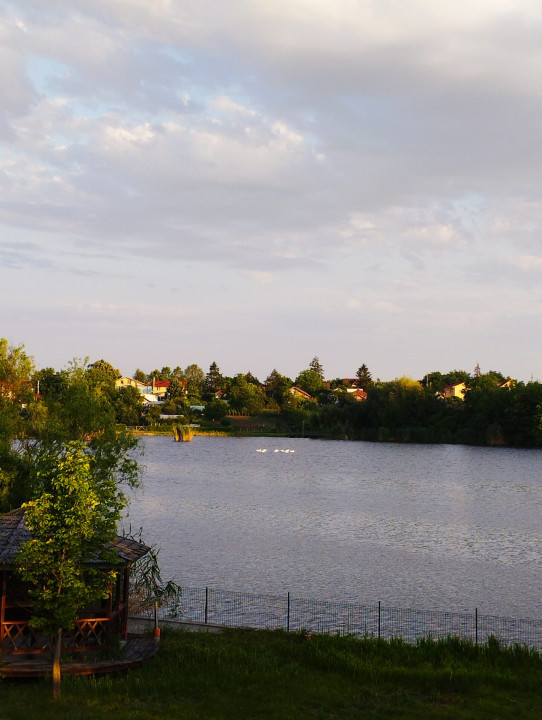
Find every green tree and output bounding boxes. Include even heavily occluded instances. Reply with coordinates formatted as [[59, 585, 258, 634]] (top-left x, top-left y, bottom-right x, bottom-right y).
[[355, 364, 373, 389], [203, 361, 224, 400], [113, 385, 144, 426], [0, 339, 37, 509], [87, 359, 120, 379], [295, 369, 324, 396], [309, 356, 325, 380], [133, 368, 147, 383], [265, 369, 292, 407], [204, 398, 230, 421], [184, 364, 205, 401], [1, 348, 140, 513], [228, 374, 265, 414], [0, 338, 34, 400], [17, 441, 125, 698]]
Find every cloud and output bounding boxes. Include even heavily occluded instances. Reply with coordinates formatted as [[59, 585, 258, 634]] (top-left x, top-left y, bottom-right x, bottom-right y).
[[2, 1, 542, 379]]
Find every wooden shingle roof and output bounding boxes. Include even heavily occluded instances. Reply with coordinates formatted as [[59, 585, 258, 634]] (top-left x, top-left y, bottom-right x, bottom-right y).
[[0, 508, 150, 568]]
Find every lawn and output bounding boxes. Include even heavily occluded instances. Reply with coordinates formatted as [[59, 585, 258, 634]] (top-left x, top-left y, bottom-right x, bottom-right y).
[[1, 628, 541, 719]]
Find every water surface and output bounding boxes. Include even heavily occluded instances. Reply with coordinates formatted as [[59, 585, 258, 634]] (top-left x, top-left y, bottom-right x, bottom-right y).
[[125, 436, 542, 617]]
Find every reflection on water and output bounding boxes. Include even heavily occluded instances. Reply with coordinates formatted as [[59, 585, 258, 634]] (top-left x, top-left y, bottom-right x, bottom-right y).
[[125, 436, 542, 617]]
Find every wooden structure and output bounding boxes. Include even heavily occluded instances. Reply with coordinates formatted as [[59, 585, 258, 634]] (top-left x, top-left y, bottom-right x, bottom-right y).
[[0, 508, 150, 657], [0, 636, 159, 677]]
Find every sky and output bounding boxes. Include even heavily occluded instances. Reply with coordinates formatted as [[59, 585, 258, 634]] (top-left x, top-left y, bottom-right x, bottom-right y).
[[2, 1, 542, 382]]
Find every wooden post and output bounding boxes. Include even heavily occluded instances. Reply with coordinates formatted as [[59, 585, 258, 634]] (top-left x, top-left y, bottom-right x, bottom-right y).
[[0, 572, 6, 652]]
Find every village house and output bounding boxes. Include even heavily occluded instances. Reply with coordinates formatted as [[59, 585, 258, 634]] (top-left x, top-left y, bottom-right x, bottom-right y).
[[347, 388, 368, 401], [115, 377, 172, 405], [289, 386, 312, 401], [442, 382, 467, 400]]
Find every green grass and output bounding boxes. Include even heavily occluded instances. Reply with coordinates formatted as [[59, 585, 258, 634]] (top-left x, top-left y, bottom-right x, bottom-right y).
[[2, 629, 541, 719]]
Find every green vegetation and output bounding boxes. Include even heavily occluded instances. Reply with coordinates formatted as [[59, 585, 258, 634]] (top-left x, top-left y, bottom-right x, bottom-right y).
[[2, 628, 541, 718], [0, 341, 140, 513], [3, 337, 542, 449], [17, 441, 125, 697]]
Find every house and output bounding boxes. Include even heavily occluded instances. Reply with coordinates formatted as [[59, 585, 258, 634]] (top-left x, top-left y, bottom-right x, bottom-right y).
[[442, 382, 467, 400], [115, 377, 171, 405], [289, 386, 312, 401], [347, 388, 368, 401], [0, 508, 150, 656], [115, 376, 143, 390]]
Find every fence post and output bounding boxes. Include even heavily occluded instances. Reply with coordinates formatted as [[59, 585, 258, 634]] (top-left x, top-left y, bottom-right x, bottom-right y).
[[378, 601, 381, 639], [287, 592, 290, 632], [475, 607, 478, 645], [205, 587, 208, 625]]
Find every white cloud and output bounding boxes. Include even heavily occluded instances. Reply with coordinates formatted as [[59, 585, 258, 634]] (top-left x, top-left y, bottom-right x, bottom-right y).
[[2, 1, 542, 380]]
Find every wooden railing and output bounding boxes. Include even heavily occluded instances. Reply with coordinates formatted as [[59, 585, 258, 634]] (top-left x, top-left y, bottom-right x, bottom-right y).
[[1, 609, 126, 655]]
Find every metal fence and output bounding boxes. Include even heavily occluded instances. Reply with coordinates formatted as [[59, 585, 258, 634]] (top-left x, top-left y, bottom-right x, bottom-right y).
[[139, 585, 542, 650]]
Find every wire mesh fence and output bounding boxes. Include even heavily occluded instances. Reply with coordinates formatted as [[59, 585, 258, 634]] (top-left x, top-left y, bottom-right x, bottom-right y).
[[138, 585, 542, 650]]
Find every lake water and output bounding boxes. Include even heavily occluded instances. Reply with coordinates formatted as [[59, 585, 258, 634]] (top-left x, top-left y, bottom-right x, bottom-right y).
[[125, 436, 542, 618]]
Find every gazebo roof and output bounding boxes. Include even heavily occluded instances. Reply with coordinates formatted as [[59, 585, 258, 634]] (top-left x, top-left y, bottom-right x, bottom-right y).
[[0, 508, 150, 568]]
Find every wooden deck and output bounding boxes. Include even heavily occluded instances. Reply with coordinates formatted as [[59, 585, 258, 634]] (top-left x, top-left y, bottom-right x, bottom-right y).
[[0, 636, 159, 678]]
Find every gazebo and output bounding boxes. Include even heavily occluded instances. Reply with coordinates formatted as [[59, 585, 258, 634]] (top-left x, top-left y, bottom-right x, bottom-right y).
[[0, 508, 150, 656]]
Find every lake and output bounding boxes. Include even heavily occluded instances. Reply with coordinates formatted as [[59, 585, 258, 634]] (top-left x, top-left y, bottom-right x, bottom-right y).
[[125, 436, 542, 618]]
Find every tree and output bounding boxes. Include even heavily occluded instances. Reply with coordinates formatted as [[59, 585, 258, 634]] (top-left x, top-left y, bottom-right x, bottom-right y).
[[295, 369, 324, 396], [184, 364, 205, 401], [1, 346, 140, 513], [205, 361, 223, 393], [228, 374, 265, 415], [309, 356, 325, 380], [0, 339, 37, 510], [87, 359, 120, 379], [204, 398, 230, 421], [113, 385, 144, 426], [17, 441, 125, 698], [355, 364, 373, 389], [265, 369, 292, 407], [133, 368, 147, 383]]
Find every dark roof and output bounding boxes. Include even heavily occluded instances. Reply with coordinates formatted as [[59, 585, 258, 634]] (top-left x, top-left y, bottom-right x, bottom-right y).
[[0, 508, 150, 568]]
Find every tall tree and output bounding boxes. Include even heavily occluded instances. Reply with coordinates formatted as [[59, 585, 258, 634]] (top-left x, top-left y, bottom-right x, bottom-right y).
[[184, 364, 205, 400], [204, 361, 224, 397], [17, 441, 125, 698], [309, 356, 325, 380], [355, 364, 373, 389]]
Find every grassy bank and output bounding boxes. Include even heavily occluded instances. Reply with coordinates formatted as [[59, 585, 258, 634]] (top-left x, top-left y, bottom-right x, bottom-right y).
[[2, 628, 541, 719]]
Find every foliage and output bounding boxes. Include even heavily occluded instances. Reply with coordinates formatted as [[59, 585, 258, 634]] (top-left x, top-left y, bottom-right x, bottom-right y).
[[264, 369, 292, 406], [227, 374, 265, 414], [1, 344, 140, 513], [87, 359, 121, 379], [17, 442, 122, 637], [16, 441, 125, 696], [308, 356, 324, 379], [113, 385, 144, 426], [203, 361, 224, 400], [204, 398, 230, 421], [294, 368, 325, 395], [124, 528, 183, 617], [355, 363, 372, 388], [133, 368, 147, 383], [184, 363, 205, 401]]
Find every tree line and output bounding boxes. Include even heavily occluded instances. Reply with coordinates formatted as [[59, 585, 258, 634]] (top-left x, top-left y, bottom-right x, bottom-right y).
[[3, 339, 542, 462]]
